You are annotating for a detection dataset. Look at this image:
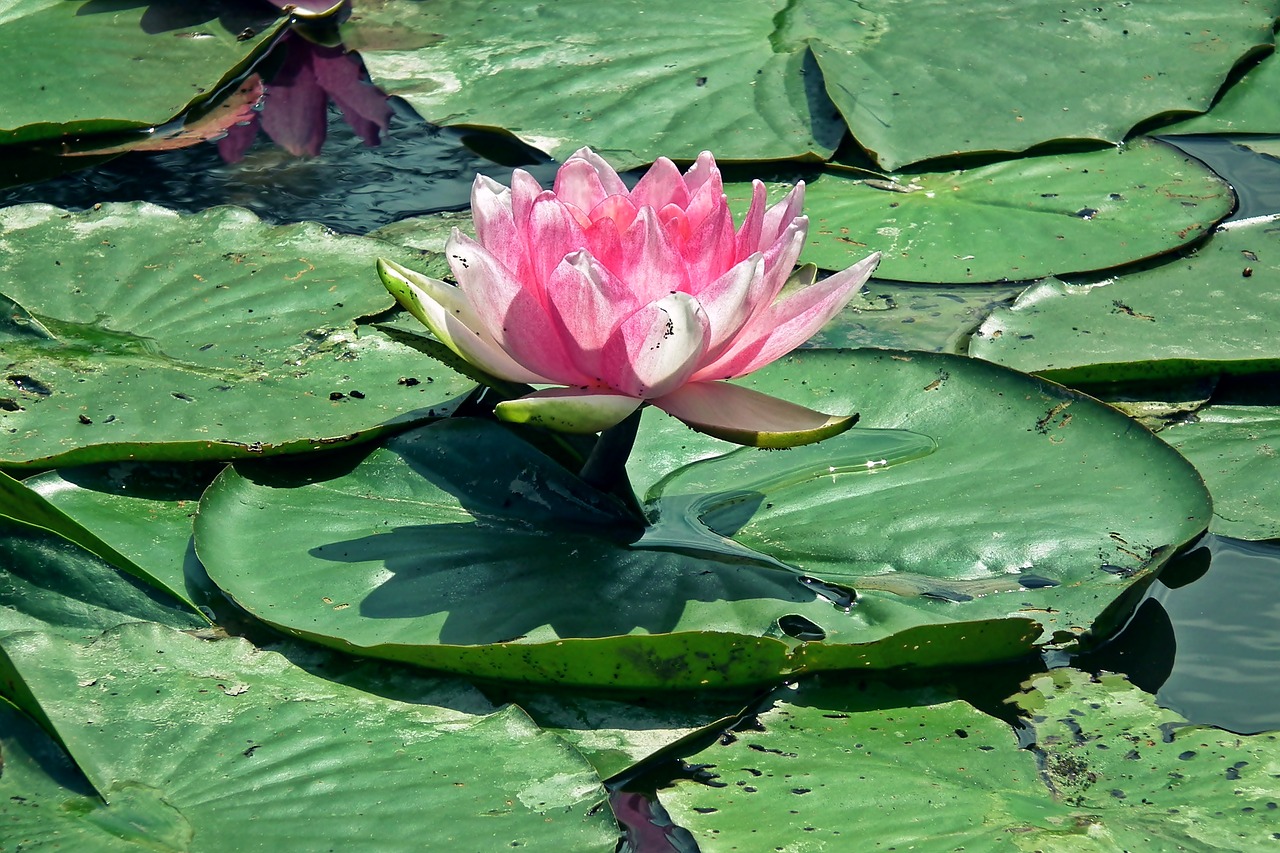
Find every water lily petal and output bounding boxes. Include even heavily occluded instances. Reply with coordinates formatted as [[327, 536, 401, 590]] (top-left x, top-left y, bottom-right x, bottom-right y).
[[510, 168, 544, 232], [376, 257, 552, 384], [618, 207, 690, 303], [564, 147, 629, 197], [310, 44, 391, 145], [495, 388, 642, 433], [694, 253, 763, 355], [471, 175, 526, 278], [544, 251, 636, 380], [734, 180, 768, 259], [681, 151, 719, 195], [447, 231, 590, 385], [653, 381, 857, 448], [526, 192, 588, 290], [693, 252, 880, 381], [552, 156, 611, 217], [760, 181, 806, 249], [631, 157, 689, 210], [682, 193, 738, 286], [602, 291, 708, 398]]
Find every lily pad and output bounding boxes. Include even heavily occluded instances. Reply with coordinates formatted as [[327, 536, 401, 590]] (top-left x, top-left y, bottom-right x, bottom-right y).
[[1, 0, 287, 145], [0, 622, 617, 851], [342, 0, 1278, 170], [195, 414, 1041, 689], [20, 462, 226, 616], [628, 349, 1210, 649], [0, 203, 476, 468], [342, 0, 846, 169], [660, 668, 1280, 851], [196, 349, 1206, 687], [1162, 50, 1280, 135], [969, 219, 1280, 383], [726, 138, 1234, 283], [1156, 403, 1280, 541]]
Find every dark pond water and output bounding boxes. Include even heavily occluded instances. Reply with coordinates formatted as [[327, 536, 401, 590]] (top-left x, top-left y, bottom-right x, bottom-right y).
[[4, 73, 1278, 737]]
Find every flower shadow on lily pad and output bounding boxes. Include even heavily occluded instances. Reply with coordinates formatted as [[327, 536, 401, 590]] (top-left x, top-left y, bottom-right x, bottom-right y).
[[300, 419, 833, 645]]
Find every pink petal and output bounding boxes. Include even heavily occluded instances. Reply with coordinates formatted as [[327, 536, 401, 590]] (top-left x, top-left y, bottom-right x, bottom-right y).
[[631, 157, 689, 210], [692, 252, 880, 381], [684, 167, 726, 233], [653, 381, 856, 448], [447, 231, 590, 385], [681, 197, 737, 287], [681, 151, 719, 195], [563, 147, 629, 197], [543, 251, 636, 381], [760, 182, 805, 248], [510, 168, 544, 233], [376, 257, 551, 384], [600, 292, 708, 398], [658, 203, 691, 245], [471, 174, 527, 278], [495, 387, 643, 434], [617, 208, 689, 304], [734, 180, 768, 258], [525, 193, 588, 291], [588, 194, 639, 232], [692, 253, 763, 355], [552, 157, 611, 216]]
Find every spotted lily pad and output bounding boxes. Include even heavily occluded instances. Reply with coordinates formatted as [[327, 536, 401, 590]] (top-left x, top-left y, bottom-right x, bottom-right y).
[[724, 138, 1233, 283], [969, 219, 1280, 383], [194, 349, 1207, 688], [0, 623, 617, 851], [0, 203, 475, 467]]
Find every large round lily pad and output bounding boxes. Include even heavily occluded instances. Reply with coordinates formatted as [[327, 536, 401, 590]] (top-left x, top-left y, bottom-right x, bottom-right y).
[[969, 219, 1280, 383], [195, 349, 1207, 688], [1, 0, 286, 145], [342, 0, 1277, 170], [726, 138, 1233, 283], [0, 622, 617, 851], [0, 203, 475, 467]]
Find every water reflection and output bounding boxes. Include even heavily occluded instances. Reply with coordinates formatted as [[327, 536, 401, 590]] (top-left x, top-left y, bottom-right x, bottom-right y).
[[1076, 534, 1280, 734], [218, 31, 391, 162]]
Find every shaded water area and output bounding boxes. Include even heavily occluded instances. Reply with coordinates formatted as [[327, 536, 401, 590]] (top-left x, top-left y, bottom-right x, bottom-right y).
[[5, 85, 1280, 742]]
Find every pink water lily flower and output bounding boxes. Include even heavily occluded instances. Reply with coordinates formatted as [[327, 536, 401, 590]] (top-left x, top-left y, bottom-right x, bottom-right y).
[[378, 148, 879, 447]]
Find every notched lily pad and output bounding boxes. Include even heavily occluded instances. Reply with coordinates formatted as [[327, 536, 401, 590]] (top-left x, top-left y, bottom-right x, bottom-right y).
[[196, 350, 1207, 687], [0, 203, 476, 467], [0, 623, 617, 851], [970, 218, 1280, 383], [726, 138, 1234, 283]]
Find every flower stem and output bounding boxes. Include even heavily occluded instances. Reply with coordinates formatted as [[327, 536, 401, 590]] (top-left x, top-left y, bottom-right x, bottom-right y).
[[580, 408, 646, 522]]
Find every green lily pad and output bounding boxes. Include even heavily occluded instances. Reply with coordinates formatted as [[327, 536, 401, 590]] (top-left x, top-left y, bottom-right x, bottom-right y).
[[0, 514, 205, 639], [0, 622, 617, 851], [1162, 50, 1280, 135], [342, 0, 846, 169], [1156, 403, 1280, 541], [1, 0, 286, 145], [1014, 668, 1280, 848], [0, 203, 476, 468], [803, 281, 1024, 353], [661, 668, 1280, 851], [724, 138, 1233, 283], [629, 349, 1210, 649], [195, 414, 1038, 689], [196, 349, 1206, 687], [969, 219, 1280, 383], [20, 462, 226, 616], [342, 0, 1277, 171]]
